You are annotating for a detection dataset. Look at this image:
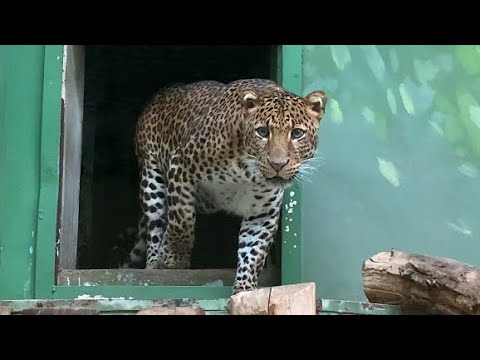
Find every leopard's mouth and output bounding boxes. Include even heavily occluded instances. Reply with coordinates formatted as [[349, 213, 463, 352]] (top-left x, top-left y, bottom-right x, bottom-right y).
[[266, 175, 291, 187]]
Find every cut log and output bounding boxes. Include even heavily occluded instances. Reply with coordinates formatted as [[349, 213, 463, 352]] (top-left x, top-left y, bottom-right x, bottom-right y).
[[362, 250, 480, 315], [0, 306, 11, 315], [228, 282, 317, 315], [229, 287, 270, 315], [136, 307, 205, 315]]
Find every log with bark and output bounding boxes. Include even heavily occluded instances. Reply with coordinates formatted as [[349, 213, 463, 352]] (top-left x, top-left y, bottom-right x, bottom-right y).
[[362, 250, 480, 315]]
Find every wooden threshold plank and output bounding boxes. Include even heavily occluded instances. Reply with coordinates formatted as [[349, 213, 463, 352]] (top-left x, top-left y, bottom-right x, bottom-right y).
[[57, 267, 279, 287]]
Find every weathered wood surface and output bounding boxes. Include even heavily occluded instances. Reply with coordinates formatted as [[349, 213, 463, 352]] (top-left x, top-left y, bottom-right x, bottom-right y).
[[0, 306, 11, 315], [0, 298, 227, 315], [58, 45, 85, 270], [22, 308, 99, 315], [57, 268, 279, 287], [228, 282, 317, 315], [0, 297, 405, 315], [362, 250, 480, 315], [136, 307, 205, 315]]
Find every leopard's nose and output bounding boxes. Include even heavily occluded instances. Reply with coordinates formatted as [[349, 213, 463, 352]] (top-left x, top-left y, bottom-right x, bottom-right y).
[[267, 156, 289, 172]]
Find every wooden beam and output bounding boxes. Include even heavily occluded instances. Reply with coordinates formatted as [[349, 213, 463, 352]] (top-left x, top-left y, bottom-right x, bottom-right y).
[[59, 45, 85, 269], [57, 267, 279, 287], [362, 250, 480, 315]]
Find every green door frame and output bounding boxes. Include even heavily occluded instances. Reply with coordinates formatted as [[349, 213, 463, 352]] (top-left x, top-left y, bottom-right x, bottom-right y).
[[33, 45, 304, 300]]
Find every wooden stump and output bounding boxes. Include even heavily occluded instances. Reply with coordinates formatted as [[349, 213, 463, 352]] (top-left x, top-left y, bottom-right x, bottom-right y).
[[228, 282, 317, 315], [362, 250, 480, 315], [136, 307, 205, 315], [0, 306, 11, 315]]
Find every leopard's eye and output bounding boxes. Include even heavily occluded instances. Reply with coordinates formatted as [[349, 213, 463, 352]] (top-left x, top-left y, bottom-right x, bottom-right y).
[[291, 128, 305, 139], [256, 127, 269, 138]]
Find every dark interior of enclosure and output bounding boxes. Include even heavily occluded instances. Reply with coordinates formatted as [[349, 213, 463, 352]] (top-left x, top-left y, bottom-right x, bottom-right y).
[[77, 45, 279, 270]]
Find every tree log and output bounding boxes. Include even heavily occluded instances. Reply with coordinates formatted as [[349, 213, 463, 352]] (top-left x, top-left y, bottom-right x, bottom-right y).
[[228, 282, 317, 315], [362, 250, 480, 315]]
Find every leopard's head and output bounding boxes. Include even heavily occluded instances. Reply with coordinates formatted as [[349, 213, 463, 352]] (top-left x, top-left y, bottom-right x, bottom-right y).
[[242, 88, 327, 186]]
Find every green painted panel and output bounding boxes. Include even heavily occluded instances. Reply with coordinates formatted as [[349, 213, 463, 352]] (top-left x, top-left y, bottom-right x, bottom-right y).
[[35, 45, 63, 298], [301, 45, 480, 301], [280, 45, 303, 285], [0, 46, 46, 300]]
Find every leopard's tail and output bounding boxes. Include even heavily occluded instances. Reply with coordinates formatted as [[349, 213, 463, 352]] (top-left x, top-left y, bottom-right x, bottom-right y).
[[111, 226, 147, 269], [120, 238, 147, 269]]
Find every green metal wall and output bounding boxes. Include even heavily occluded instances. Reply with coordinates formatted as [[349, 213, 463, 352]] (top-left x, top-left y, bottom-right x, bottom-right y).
[[0, 45, 45, 299], [0, 45, 62, 300], [301, 45, 480, 301]]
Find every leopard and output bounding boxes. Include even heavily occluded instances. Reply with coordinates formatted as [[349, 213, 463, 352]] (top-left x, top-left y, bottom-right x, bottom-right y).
[[122, 78, 327, 295]]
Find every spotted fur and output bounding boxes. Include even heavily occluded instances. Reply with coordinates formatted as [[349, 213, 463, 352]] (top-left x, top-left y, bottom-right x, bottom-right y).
[[122, 79, 327, 294]]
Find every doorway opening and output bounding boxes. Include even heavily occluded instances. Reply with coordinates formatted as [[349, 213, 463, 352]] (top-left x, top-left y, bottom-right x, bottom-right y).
[[57, 45, 282, 287]]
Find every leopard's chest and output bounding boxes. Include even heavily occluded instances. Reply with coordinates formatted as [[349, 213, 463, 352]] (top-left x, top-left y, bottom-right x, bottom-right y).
[[198, 182, 272, 218], [198, 158, 274, 217]]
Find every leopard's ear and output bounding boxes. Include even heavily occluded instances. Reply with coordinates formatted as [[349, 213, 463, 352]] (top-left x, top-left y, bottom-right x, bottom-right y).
[[305, 90, 327, 123], [242, 90, 259, 114]]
